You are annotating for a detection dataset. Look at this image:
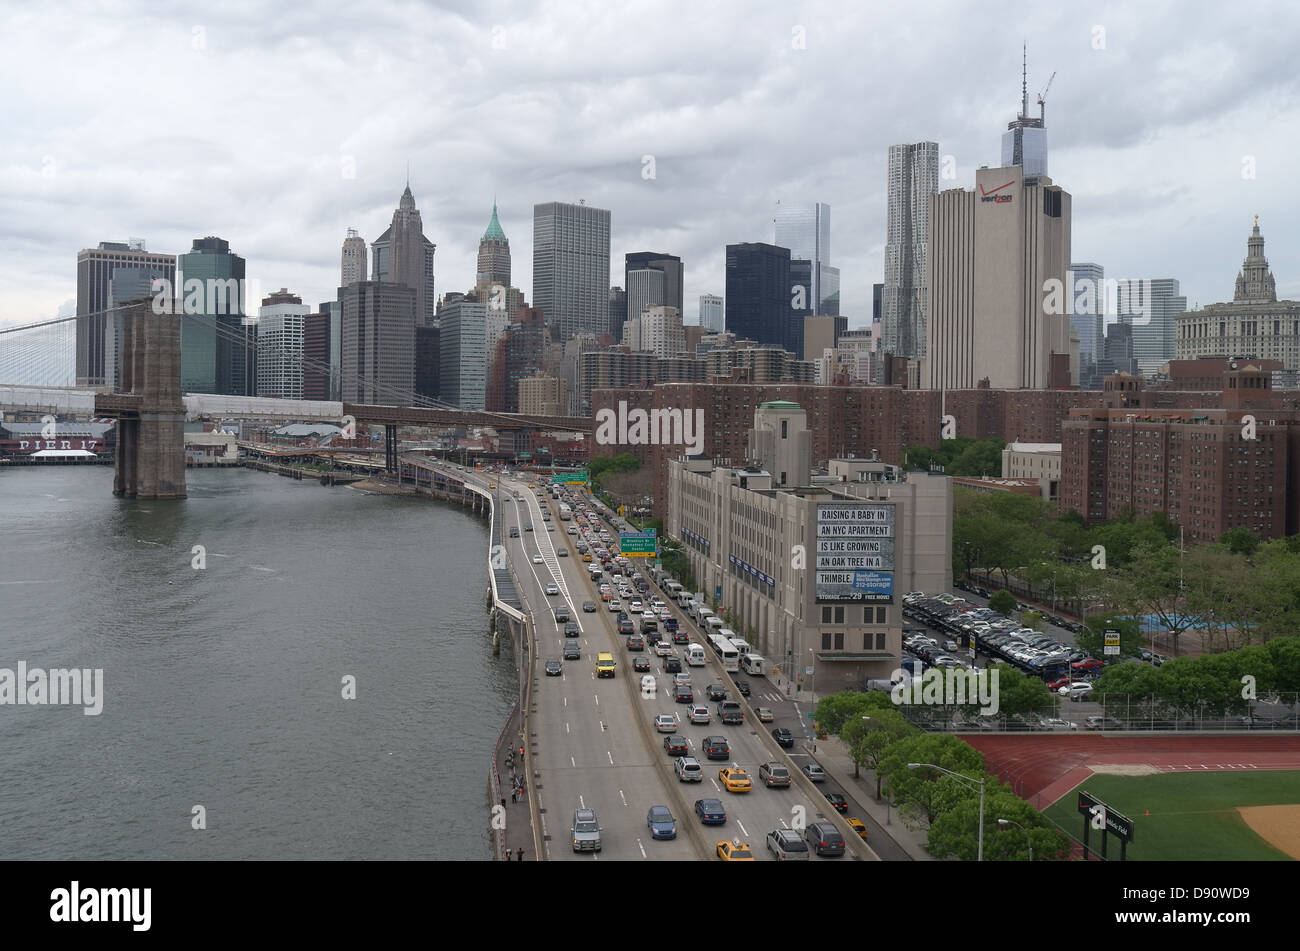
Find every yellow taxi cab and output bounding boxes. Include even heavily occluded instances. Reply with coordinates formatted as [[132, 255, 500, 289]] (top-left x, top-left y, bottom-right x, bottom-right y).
[[582, 553, 592, 563], [718, 767, 752, 793], [489, 482, 496, 489], [595, 652, 616, 679], [716, 839, 755, 861], [845, 818, 869, 841]]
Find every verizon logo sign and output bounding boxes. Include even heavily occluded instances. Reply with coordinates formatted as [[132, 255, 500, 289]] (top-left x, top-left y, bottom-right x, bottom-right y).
[[979, 179, 1014, 203]]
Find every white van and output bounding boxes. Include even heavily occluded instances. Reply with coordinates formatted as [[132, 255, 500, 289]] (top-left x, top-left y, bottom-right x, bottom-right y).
[[705, 616, 724, 632], [686, 644, 707, 666], [664, 581, 684, 597], [677, 593, 695, 609], [740, 653, 766, 676], [717, 628, 737, 643], [696, 607, 715, 625], [729, 637, 752, 656]]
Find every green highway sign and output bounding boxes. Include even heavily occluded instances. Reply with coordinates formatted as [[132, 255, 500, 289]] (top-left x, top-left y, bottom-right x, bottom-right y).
[[551, 471, 589, 485], [620, 531, 657, 557]]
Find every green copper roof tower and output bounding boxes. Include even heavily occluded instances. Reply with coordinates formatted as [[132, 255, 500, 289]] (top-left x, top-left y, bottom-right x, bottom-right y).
[[477, 200, 511, 287]]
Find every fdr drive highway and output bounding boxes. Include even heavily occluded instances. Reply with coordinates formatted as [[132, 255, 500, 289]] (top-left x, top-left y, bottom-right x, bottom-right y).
[[433, 457, 877, 861]]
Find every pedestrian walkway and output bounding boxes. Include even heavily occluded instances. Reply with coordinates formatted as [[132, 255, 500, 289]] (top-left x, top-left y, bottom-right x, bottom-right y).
[[493, 700, 535, 861], [812, 735, 934, 861]]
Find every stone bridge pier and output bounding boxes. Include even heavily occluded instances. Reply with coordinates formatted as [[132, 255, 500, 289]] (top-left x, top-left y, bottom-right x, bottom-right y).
[[112, 299, 187, 498]]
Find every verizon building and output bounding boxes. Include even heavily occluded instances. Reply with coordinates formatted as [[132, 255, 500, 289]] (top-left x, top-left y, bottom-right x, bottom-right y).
[[922, 165, 1073, 390]]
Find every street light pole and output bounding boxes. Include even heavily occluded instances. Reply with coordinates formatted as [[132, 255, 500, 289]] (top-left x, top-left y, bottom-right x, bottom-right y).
[[908, 762, 984, 861], [997, 817, 1032, 861]]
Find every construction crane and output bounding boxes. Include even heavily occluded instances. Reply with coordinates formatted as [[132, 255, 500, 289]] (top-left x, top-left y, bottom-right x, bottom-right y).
[[1037, 70, 1056, 122]]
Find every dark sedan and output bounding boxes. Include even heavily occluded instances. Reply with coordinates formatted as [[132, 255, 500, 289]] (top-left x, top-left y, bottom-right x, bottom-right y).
[[582, 601, 597, 613], [705, 684, 727, 701], [694, 798, 727, 825], [823, 791, 849, 813], [771, 727, 795, 748], [544, 659, 563, 676], [563, 643, 581, 660], [663, 735, 688, 756], [633, 655, 652, 672], [734, 680, 751, 697]]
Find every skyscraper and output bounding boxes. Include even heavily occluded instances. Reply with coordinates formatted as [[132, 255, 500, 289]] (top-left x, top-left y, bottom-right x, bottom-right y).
[[256, 288, 308, 399], [1000, 48, 1049, 178], [608, 286, 627, 339], [1116, 277, 1186, 376], [76, 240, 175, 387], [340, 281, 417, 403], [882, 142, 938, 360], [371, 183, 436, 327], [922, 166, 1072, 390], [774, 201, 838, 315], [725, 243, 795, 355], [626, 266, 664, 332], [177, 236, 248, 395], [532, 201, 611, 340], [625, 252, 683, 321], [699, 294, 724, 332], [341, 229, 367, 287], [477, 201, 511, 288], [1069, 263, 1107, 387], [437, 293, 488, 409]]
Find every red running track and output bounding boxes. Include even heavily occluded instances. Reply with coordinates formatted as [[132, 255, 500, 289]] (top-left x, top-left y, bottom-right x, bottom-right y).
[[960, 734, 1300, 809]]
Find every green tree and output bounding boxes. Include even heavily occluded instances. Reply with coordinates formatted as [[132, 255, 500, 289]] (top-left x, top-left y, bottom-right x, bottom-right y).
[[878, 734, 985, 828], [927, 783, 1071, 861], [841, 707, 916, 796], [1077, 613, 1142, 661], [814, 689, 894, 734], [993, 666, 1056, 717], [1219, 526, 1260, 557], [988, 589, 1017, 615]]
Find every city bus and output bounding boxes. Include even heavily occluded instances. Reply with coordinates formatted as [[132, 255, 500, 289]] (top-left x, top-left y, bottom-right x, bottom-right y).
[[707, 632, 740, 672]]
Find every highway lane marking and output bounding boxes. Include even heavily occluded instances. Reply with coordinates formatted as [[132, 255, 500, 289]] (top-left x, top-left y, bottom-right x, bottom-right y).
[[780, 816, 790, 829], [637, 838, 647, 858], [600, 720, 606, 731], [619, 789, 628, 807], [594, 693, 600, 707], [579, 794, 586, 808], [566, 722, 570, 734], [607, 751, 614, 765], [571, 756, 577, 767], [563, 696, 567, 708], [737, 820, 749, 837]]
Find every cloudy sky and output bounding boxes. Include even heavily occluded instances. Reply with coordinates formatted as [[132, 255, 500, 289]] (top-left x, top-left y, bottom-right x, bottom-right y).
[[4, 0, 1300, 341]]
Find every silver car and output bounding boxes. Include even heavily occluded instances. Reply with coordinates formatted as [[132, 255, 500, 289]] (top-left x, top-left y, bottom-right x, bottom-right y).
[[571, 808, 602, 852]]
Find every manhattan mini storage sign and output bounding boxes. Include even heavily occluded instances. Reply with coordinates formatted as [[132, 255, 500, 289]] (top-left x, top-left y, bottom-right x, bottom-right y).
[[816, 503, 895, 603]]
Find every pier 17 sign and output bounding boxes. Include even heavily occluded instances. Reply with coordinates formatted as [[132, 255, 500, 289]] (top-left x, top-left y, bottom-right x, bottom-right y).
[[815, 503, 895, 603]]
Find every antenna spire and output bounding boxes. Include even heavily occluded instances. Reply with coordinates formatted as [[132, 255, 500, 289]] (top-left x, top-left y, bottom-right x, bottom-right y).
[[1021, 44, 1028, 117]]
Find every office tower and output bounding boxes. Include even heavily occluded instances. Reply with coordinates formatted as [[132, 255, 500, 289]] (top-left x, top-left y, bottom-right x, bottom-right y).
[[340, 281, 417, 403], [76, 240, 176, 387], [303, 310, 332, 400], [626, 266, 664, 337], [774, 201, 838, 315], [872, 283, 883, 322], [608, 286, 627, 339], [177, 236, 248, 395], [437, 293, 487, 409], [1001, 48, 1049, 178], [882, 142, 939, 360], [1116, 278, 1186, 376], [341, 229, 367, 287], [477, 201, 511, 288], [371, 182, 436, 327], [415, 325, 440, 402], [1096, 321, 1137, 378], [255, 289, 308, 399], [1069, 263, 1107, 387], [532, 200, 611, 340], [725, 243, 795, 355], [922, 166, 1072, 390], [320, 300, 342, 399], [699, 294, 724, 332], [625, 252, 683, 323], [1176, 219, 1300, 373]]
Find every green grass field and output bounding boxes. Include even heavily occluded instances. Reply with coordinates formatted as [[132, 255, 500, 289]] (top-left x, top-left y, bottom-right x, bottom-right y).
[[1043, 771, 1300, 861]]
